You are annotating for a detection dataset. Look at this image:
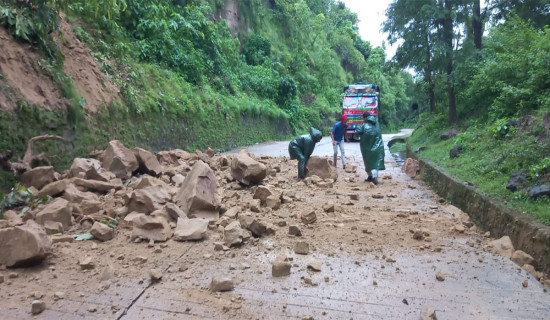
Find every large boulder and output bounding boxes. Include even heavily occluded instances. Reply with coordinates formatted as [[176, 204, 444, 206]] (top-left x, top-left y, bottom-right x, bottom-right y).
[[21, 166, 56, 190], [173, 218, 208, 241], [34, 198, 72, 229], [487, 236, 515, 258], [129, 175, 169, 190], [0, 220, 52, 267], [69, 158, 101, 178], [101, 140, 139, 179], [402, 158, 419, 178], [511, 250, 536, 267], [35, 180, 68, 198], [133, 148, 162, 177], [131, 214, 172, 242], [62, 184, 99, 203], [529, 185, 550, 199], [307, 157, 338, 181], [506, 170, 529, 192], [175, 161, 219, 220], [231, 150, 266, 185], [72, 178, 122, 193], [127, 185, 171, 214]]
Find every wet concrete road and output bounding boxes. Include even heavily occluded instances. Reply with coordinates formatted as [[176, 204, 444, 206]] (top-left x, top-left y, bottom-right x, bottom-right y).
[[2, 130, 549, 320]]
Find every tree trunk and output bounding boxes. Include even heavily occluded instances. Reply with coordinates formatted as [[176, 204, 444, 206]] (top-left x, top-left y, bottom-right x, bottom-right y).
[[473, 0, 482, 49], [425, 34, 436, 113], [444, 0, 457, 123]]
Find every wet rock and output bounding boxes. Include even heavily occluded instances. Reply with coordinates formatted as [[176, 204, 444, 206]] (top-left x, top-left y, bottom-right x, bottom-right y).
[[90, 222, 114, 241], [272, 261, 291, 277], [231, 150, 267, 185], [307, 157, 338, 180], [31, 300, 46, 315], [440, 129, 459, 140], [511, 250, 535, 267], [301, 211, 317, 224], [173, 218, 208, 241], [528, 185, 550, 199], [175, 161, 219, 220], [224, 221, 248, 247], [506, 170, 529, 192], [0, 220, 52, 267], [435, 272, 445, 281], [210, 277, 234, 292], [149, 268, 163, 281], [289, 225, 302, 236], [403, 158, 419, 178], [134, 147, 162, 177], [488, 236, 515, 258], [449, 145, 463, 159], [420, 306, 437, 320], [294, 242, 310, 255], [101, 140, 139, 179], [79, 257, 95, 270], [307, 261, 321, 272], [35, 180, 68, 198], [21, 166, 56, 190], [127, 185, 171, 214], [132, 214, 172, 242]]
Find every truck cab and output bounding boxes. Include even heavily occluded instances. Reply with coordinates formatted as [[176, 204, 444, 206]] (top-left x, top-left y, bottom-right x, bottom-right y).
[[342, 83, 380, 141]]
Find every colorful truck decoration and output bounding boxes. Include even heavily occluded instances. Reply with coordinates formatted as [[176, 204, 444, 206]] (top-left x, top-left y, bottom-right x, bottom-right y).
[[342, 83, 380, 140]]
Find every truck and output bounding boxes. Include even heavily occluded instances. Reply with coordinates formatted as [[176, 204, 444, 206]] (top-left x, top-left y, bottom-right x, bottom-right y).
[[342, 83, 380, 141]]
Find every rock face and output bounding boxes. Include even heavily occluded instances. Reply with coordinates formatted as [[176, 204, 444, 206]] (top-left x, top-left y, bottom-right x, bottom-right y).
[[231, 150, 267, 185], [506, 170, 529, 192], [34, 198, 72, 229], [90, 222, 114, 241], [528, 185, 550, 199], [403, 158, 419, 178], [133, 147, 162, 176], [175, 161, 219, 220], [307, 157, 338, 181], [132, 214, 172, 242], [0, 220, 52, 267], [488, 236, 515, 258], [101, 140, 139, 179], [21, 166, 56, 190], [173, 218, 208, 241]]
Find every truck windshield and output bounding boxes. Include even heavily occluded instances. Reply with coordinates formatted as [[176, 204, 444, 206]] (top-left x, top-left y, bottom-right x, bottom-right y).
[[343, 96, 376, 107]]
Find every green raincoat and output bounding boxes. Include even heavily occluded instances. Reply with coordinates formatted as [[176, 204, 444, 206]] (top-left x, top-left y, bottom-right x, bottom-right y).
[[288, 127, 323, 179], [356, 115, 385, 171]]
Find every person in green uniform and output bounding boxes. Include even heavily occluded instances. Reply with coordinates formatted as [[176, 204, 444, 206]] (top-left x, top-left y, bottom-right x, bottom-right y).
[[356, 113, 385, 184], [288, 127, 323, 181]]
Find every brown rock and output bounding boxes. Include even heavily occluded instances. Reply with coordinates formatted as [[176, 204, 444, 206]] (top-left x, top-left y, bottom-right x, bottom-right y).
[[265, 195, 281, 210], [307, 261, 321, 272], [420, 306, 437, 320], [0, 220, 52, 267], [272, 261, 291, 277], [90, 222, 114, 241], [307, 157, 338, 180], [403, 158, 419, 178], [3, 210, 23, 227], [231, 150, 267, 185], [51, 234, 74, 243], [35, 198, 72, 229], [173, 218, 208, 241], [488, 236, 515, 258], [134, 147, 162, 176], [35, 180, 68, 198], [301, 210, 317, 224], [435, 272, 445, 281], [79, 257, 95, 270], [210, 276, 234, 292], [21, 166, 56, 190], [253, 186, 280, 204], [248, 219, 267, 237], [294, 241, 310, 254], [289, 225, 302, 236], [149, 268, 163, 281], [511, 250, 535, 267], [69, 158, 101, 178], [224, 221, 249, 247], [175, 161, 219, 220], [62, 183, 99, 203], [127, 185, 171, 214], [164, 203, 186, 220], [43, 221, 64, 235], [72, 178, 121, 193], [101, 140, 139, 179], [31, 300, 46, 315]]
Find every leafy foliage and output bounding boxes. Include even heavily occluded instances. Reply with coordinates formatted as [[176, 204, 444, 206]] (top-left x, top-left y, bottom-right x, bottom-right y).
[[0, 184, 51, 218]]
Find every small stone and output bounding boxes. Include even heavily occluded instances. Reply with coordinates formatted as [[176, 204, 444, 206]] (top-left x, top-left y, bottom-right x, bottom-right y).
[[0, 274, 3, 284], [307, 261, 321, 272], [272, 261, 291, 277], [300, 211, 317, 224], [53, 292, 65, 301], [214, 242, 224, 251], [349, 194, 359, 201], [31, 300, 46, 315], [289, 225, 302, 236], [8, 272, 18, 279], [210, 277, 234, 292], [87, 306, 97, 313], [294, 242, 310, 255], [420, 306, 437, 320], [149, 268, 163, 281], [435, 272, 445, 281], [454, 225, 465, 233], [522, 280, 528, 288], [79, 257, 95, 270], [413, 230, 424, 240]]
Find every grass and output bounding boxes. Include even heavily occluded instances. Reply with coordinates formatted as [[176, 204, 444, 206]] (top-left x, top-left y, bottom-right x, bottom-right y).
[[409, 115, 550, 224]]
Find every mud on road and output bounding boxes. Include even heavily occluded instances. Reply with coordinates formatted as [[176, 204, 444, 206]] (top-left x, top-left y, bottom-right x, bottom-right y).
[[0, 134, 548, 319]]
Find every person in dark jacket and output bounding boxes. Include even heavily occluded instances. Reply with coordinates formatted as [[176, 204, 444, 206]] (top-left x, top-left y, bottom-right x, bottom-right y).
[[355, 113, 385, 184], [331, 115, 349, 169], [288, 127, 323, 180]]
